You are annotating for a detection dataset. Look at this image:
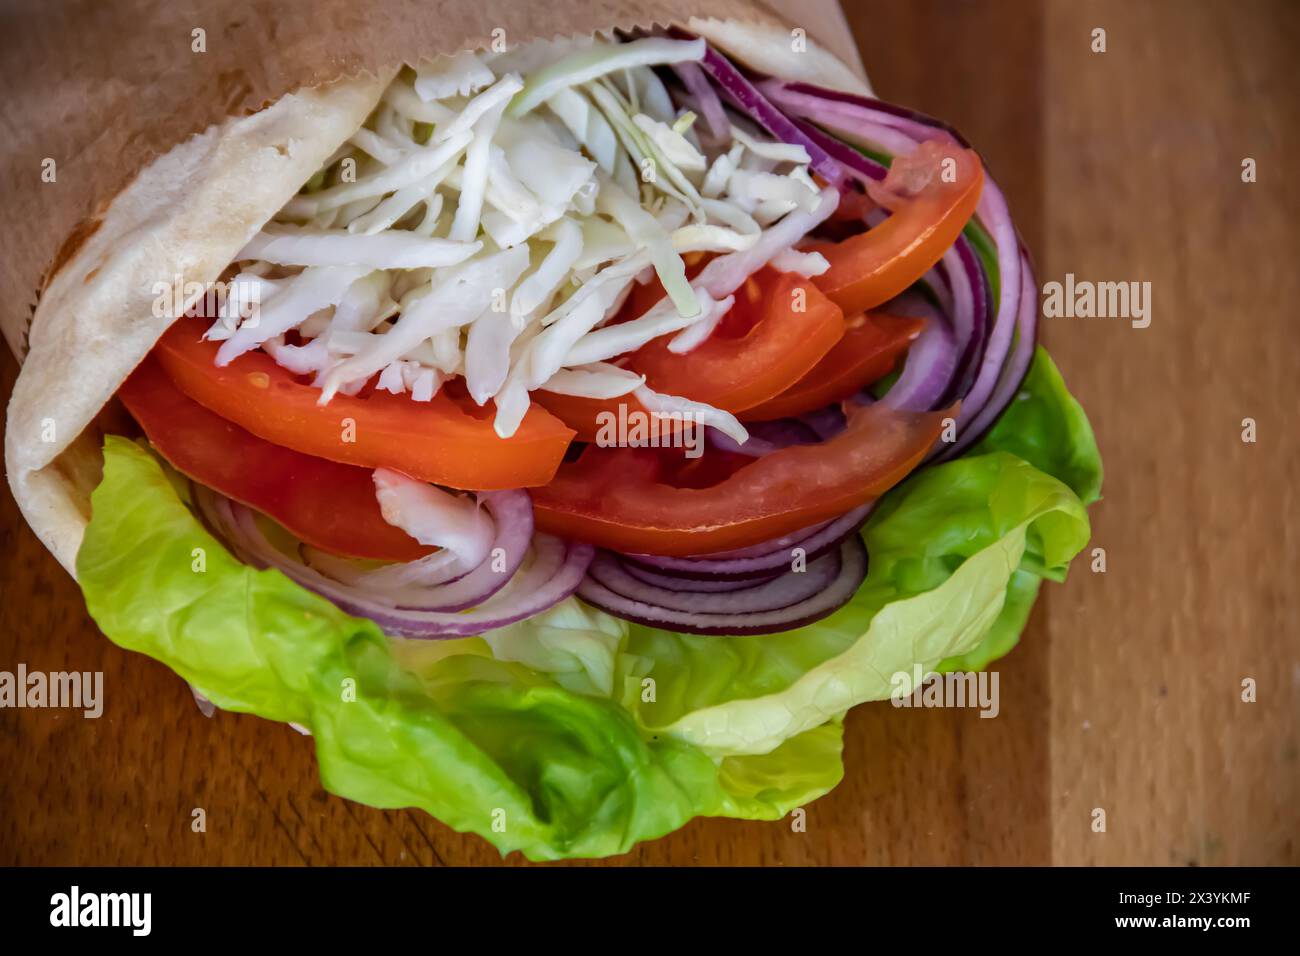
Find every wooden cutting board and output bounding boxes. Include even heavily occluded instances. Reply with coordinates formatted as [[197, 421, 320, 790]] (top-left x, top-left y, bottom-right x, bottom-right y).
[[1, 0, 1296, 866]]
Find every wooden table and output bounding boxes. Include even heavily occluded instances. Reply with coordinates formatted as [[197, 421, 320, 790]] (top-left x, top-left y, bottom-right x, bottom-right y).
[[1, 0, 1296, 866]]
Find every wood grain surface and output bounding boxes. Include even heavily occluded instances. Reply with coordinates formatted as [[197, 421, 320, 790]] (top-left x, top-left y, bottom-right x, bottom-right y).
[[1, 0, 1296, 866]]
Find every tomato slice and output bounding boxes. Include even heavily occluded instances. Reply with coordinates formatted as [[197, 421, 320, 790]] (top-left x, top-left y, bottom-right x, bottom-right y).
[[531, 401, 950, 556], [740, 312, 925, 421], [535, 268, 845, 440], [154, 316, 575, 490], [632, 268, 845, 407], [813, 141, 984, 315], [119, 356, 431, 562]]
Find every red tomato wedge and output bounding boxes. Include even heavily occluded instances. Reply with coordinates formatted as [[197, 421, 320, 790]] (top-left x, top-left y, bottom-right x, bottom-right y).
[[631, 268, 846, 409], [813, 141, 984, 315], [119, 356, 432, 562], [154, 317, 575, 490], [531, 401, 951, 556], [741, 312, 925, 421], [535, 268, 845, 440]]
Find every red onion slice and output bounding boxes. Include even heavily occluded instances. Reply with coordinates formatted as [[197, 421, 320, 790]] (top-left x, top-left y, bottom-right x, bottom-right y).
[[672, 28, 847, 188], [670, 61, 730, 142], [941, 180, 1021, 433], [884, 234, 989, 415], [331, 492, 530, 611], [788, 117, 887, 184], [304, 490, 533, 608], [622, 563, 778, 593], [578, 536, 867, 636], [309, 535, 594, 639], [944, 235, 993, 405], [588, 547, 841, 614], [624, 501, 872, 579], [793, 111, 916, 163], [195, 487, 591, 639], [934, 248, 1038, 461], [758, 80, 969, 150], [881, 291, 959, 413]]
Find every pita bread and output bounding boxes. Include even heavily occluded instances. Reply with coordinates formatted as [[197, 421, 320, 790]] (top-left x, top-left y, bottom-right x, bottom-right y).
[[688, 17, 871, 95], [4, 25, 864, 578], [4, 74, 390, 574]]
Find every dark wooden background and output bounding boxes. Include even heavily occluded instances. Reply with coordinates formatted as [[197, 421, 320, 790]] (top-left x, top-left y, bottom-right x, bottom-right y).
[[1, 0, 1296, 865]]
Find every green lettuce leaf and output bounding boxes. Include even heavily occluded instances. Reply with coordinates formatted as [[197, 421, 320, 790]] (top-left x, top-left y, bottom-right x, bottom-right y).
[[972, 346, 1102, 506], [622, 450, 1089, 755], [79, 438, 841, 860], [937, 346, 1103, 669], [936, 569, 1040, 673], [77, 347, 1099, 859]]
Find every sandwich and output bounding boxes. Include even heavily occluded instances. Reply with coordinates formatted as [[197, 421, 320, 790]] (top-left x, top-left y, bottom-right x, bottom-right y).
[[4, 15, 1101, 860]]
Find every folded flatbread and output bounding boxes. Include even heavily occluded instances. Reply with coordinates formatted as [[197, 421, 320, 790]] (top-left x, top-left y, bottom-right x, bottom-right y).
[[4, 7, 867, 576]]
